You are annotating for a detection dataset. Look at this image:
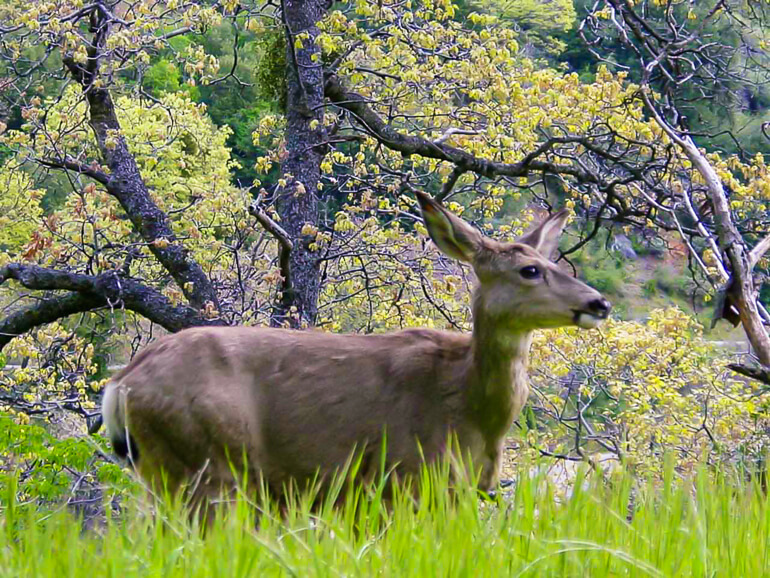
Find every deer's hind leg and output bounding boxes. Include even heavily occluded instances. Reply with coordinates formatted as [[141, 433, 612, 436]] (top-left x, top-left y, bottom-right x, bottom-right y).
[[185, 453, 268, 530]]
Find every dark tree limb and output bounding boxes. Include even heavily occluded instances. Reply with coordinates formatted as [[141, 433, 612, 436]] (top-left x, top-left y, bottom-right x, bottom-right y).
[[0, 292, 99, 350], [60, 7, 220, 313], [248, 201, 294, 318], [84, 87, 220, 311], [727, 363, 770, 387], [0, 263, 221, 352], [38, 157, 110, 185], [437, 165, 467, 202]]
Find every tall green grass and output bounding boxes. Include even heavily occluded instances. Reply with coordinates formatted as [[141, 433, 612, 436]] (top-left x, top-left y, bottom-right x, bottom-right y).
[[1, 459, 769, 577]]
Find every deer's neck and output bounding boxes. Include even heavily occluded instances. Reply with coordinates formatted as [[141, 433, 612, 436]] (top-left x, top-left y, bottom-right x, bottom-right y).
[[466, 294, 532, 439]]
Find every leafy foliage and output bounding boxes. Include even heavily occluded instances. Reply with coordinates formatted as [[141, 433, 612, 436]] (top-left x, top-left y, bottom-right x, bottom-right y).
[[474, 0, 576, 34], [528, 308, 769, 477], [0, 169, 44, 253], [469, 0, 577, 56], [0, 322, 104, 419], [0, 412, 127, 505]]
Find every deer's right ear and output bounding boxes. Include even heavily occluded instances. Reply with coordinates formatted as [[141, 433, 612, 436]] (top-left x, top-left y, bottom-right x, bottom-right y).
[[415, 191, 483, 263]]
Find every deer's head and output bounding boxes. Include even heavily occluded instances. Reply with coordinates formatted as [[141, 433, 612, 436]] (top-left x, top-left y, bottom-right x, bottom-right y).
[[416, 191, 611, 332]]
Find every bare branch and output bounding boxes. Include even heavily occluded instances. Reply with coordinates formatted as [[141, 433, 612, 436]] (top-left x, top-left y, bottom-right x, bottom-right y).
[[727, 363, 770, 387], [432, 127, 479, 145], [248, 200, 294, 323], [680, 185, 729, 281], [437, 165, 467, 202], [248, 202, 294, 253], [84, 87, 221, 311], [38, 157, 110, 185], [749, 234, 770, 271]]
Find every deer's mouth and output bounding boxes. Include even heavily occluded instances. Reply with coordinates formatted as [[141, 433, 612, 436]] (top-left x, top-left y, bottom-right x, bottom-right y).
[[572, 310, 608, 329]]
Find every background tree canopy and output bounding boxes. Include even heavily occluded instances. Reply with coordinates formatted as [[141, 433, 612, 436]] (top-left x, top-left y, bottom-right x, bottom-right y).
[[0, 0, 769, 506]]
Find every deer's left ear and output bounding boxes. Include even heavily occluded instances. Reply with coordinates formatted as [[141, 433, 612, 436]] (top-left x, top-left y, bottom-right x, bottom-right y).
[[415, 190, 484, 263], [516, 208, 570, 259]]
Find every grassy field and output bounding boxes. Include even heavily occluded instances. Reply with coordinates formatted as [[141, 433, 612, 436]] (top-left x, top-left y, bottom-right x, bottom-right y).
[[1, 460, 769, 577]]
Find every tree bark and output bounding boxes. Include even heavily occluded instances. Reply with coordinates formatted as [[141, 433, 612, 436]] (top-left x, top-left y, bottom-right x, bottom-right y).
[[85, 87, 221, 313], [271, 0, 328, 328]]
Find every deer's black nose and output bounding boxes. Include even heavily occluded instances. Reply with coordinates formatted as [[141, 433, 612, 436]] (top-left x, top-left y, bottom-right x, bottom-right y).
[[588, 298, 611, 318]]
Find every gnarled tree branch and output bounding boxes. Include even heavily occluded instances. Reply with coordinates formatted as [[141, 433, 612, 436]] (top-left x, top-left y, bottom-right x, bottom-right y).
[[59, 7, 220, 313], [596, 0, 770, 371], [84, 87, 221, 312], [0, 263, 221, 351], [0, 292, 99, 350]]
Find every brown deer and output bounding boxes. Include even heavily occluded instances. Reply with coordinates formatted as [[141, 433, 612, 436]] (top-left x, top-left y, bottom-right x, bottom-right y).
[[102, 191, 610, 508]]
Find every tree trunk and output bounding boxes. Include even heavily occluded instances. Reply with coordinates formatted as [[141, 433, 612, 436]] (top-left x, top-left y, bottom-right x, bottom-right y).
[[272, 0, 327, 328]]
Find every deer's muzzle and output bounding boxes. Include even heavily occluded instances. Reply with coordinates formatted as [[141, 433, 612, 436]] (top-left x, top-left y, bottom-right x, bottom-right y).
[[572, 298, 611, 329]]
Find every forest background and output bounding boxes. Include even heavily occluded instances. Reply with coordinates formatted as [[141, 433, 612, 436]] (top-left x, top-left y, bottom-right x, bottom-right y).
[[0, 0, 769, 519]]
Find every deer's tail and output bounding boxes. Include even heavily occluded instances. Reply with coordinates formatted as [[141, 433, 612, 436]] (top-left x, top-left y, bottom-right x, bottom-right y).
[[102, 381, 140, 463]]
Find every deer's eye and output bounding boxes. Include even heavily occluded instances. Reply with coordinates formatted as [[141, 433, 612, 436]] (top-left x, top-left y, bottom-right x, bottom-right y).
[[520, 266, 541, 280]]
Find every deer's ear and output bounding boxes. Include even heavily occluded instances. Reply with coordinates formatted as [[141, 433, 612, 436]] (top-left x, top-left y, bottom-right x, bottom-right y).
[[516, 208, 570, 259], [415, 190, 484, 263]]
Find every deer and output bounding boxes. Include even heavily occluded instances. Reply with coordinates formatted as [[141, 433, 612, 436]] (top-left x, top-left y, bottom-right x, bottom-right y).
[[102, 191, 610, 512]]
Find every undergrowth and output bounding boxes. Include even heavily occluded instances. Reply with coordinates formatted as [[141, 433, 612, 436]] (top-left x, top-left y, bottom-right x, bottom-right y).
[[1, 457, 769, 576]]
